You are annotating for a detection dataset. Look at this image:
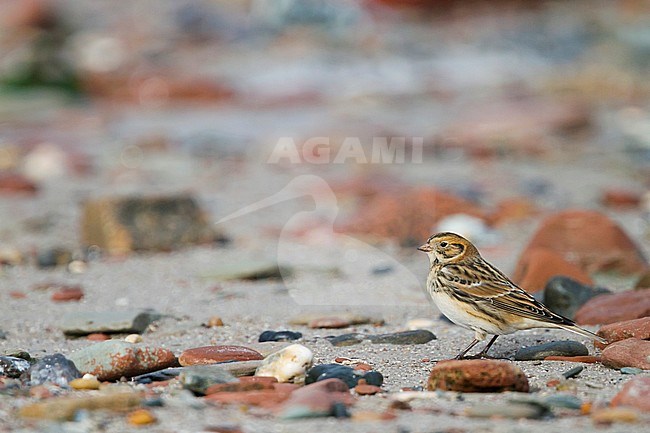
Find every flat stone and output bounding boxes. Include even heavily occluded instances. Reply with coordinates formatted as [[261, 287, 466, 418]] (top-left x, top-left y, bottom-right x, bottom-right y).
[[0, 356, 31, 378], [306, 364, 383, 389], [179, 365, 238, 395], [205, 376, 277, 395], [258, 330, 302, 342], [543, 277, 610, 319], [514, 341, 588, 361], [465, 402, 547, 419], [219, 360, 264, 377], [369, 330, 436, 345], [620, 367, 643, 375], [544, 355, 600, 363], [60, 310, 162, 336], [602, 338, 650, 370], [178, 346, 263, 366], [596, 317, 650, 349], [611, 377, 650, 411], [24, 354, 81, 386], [277, 378, 354, 419], [326, 333, 367, 347], [575, 289, 650, 325], [51, 285, 84, 302], [204, 387, 293, 408], [19, 391, 142, 421], [428, 360, 529, 393], [81, 194, 216, 255], [68, 340, 178, 381], [199, 260, 284, 281], [592, 407, 640, 424]]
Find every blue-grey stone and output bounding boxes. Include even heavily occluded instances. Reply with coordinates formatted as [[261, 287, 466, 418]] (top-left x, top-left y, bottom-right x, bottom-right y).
[[543, 277, 610, 320], [60, 310, 162, 336], [514, 340, 588, 361], [24, 354, 81, 386], [0, 356, 31, 378], [179, 365, 238, 395]]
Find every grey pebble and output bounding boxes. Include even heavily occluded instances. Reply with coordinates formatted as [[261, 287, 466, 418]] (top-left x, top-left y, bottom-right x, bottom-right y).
[[620, 367, 643, 375], [562, 366, 584, 379], [514, 340, 588, 361], [179, 365, 238, 395], [0, 356, 31, 379], [543, 277, 610, 320], [23, 353, 81, 386], [465, 402, 549, 419], [60, 309, 162, 336]]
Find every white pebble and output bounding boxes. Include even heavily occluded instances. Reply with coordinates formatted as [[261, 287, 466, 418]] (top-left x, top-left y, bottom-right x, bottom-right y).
[[124, 334, 142, 343], [254, 344, 313, 383]]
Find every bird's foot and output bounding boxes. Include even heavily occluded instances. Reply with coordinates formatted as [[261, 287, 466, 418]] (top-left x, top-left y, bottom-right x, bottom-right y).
[[456, 353, 503, 360]]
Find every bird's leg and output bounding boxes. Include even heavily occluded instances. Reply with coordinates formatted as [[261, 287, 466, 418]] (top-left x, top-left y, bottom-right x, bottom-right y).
[[454, 338, 480, 360], [472, 335, 499, 359]]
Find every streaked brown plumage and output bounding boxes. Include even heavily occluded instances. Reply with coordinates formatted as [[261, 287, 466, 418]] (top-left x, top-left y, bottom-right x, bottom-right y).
[[418, 232, 606, 359]]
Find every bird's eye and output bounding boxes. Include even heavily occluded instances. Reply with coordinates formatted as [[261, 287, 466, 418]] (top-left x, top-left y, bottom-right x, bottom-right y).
[[440, 241, 448, 248]]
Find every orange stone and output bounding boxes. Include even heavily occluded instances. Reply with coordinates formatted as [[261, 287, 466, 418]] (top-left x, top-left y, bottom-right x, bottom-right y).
[[513, 247, 593, 293]]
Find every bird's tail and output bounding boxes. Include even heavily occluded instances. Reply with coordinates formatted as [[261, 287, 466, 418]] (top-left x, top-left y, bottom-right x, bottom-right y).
[[557, 323, 607, 345]]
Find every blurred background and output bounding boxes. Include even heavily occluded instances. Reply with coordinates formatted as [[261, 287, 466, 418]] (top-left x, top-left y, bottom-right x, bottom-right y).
[[0, 0, 649, 296]]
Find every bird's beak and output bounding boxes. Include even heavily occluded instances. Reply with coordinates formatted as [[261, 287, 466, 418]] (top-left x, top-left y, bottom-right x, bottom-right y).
[[417, 244, 432, 253]]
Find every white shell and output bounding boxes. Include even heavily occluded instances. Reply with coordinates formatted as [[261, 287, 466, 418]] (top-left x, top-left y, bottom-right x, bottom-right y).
[[254, 344, 313, 383]]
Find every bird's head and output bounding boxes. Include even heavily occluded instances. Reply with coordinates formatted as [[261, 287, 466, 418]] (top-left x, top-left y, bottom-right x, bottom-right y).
[[417, 232, 478, 264]]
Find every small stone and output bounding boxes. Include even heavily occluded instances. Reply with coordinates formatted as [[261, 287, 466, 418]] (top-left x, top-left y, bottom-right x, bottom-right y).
[[355, 379, 381, 395], [544, 355, 600, 363], [514, 248, 594, 294], [611, 377, 650, 411], [69, 376, 101, 390], [306, 364, 383, 389], [0, 356, 31, 378], [428, 360, 529, 393], [37, 248, 73, 269], [601, 189, 641, 208], [87, 333, 110, 341], [308, 317, 351, 329], [51, 286, 84, 302], [562, 366, 584, 379], [543, 394, 582, 410], [199, 260, 284, 281], [219, 360, 263, 377], [179, 365, 238, 395], [255, 344, 313, 383], [575, 289, 650, 325], [326, 333, 367, 347], [124, 334, 142, 344], [205, 376, 277, 395], [23, 354, 81, 386], [596, 317, 650, 349], [127, 408, 156, 425], [205, 387, 294, 408], [514, 341, 589, 361], [179, 346, 263, 366], [207, 316, 224, 327], [0, 173, 38, 195], [369, 330, 436, 345], [19, 391, 142, 420], [620, 367, 643, 375], [592, 407, 639, 424], [277, 378, 353, 419], [258, 330, 302, 342], [68, 340, 178, 381], [602, 338, 650, 370], [132, 367, 182, 384], [465, 402, 547, 419], [61, 310, 162, 336], [81, 194, 216, 255], [543, 277, 610, 320]]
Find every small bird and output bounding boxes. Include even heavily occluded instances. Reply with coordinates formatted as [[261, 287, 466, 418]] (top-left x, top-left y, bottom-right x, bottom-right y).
[[418, 232, 606, 359]]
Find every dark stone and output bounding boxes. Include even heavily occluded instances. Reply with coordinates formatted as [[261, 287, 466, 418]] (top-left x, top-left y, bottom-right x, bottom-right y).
[[0, 356, 31, 378], [369, 330, 436, 345], [179, 365, 238, 395], [371, 265, 393, 275], [515, 341, 588, 361], [131, 367, 183, 384], [0, 330, 6, 340], [258, 330, 302, 343], [562, 366, 584, 379], [60, 310, 162, 336], [332, 402, 350, 418], [325, 333, 366, 347], [36, 248, 73, 268], [305, 364, 383, 389], [23, 354, 81, 386], [543, 276, 610, 320]]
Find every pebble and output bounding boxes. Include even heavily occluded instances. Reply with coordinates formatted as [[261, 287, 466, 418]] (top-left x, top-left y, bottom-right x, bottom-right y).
[[127, 408, 156, 425], [255, 344, 313, 383], [124, 334, 142, 344], [19, 390, 142, 420], [37, 248, 73, 269], [514, 340, 588, 361], [258, 330, 303, 342], [543, 394, 582, 410], [575, 288, 650, 325], [543, 277, 609, 319], [179, 365, 238, 395], [68, 340, 178, 381], [69, 376, 101, 390], [354, 379, 381, 395], [544, 355, 600, 363], [562, 365, 584, 379], [601, 338, 650, 370], [205, 376, 278, 395], [620, 367, 643, 375], [179, 345, 263, 366], [81, 195, 217, 255], [592, 407, 639, 424], [428, 360, 529, 393], [326, 333, 366, 347], [199, 260, 284, 281], [369, 330, 436, 345], [24, 354, 81, 386], [596, 317, 650, 349], [61, 310, 162, 336], [50, 285, 84, 302], [513, 248, 593, 294], [306, 364, 383, 389], [0, 356, 31, 379], [465, 402, 547, 419], [206, 316, 224, 327], [131, 367, 182, 384], [611, 377, 650, 411], [277, 378, 354, 419]]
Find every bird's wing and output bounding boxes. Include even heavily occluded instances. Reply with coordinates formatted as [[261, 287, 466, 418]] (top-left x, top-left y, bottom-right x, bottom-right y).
[[439, 263, 573, 325]]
